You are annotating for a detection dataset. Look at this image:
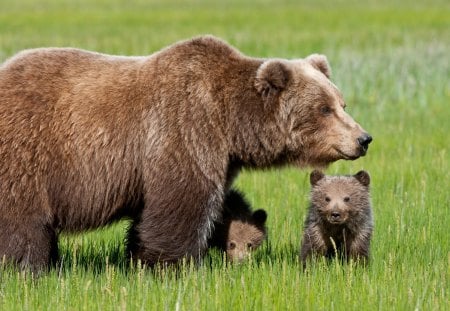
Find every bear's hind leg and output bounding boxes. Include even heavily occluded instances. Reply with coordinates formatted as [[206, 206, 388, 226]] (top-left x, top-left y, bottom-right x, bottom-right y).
[[0, 218, 58, 273]]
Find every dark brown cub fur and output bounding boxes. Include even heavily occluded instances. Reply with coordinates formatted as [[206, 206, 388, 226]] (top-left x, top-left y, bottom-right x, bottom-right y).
[[209, 189, 267, 263], [300, 170, 373, 265]]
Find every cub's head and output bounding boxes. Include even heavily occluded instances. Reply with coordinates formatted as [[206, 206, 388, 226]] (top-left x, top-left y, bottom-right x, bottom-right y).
[[255, 55, 372, 168], [309, 170, 371, 225], [225, 209, 267, 263]]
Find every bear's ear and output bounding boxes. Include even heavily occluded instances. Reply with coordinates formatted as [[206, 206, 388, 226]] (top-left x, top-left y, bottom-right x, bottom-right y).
[[354, 170, 370, 187], [252, 209, 267, 225], [310, 170, 325, 186], [255, 60, 290, 99], [305, 54, 331, 79]]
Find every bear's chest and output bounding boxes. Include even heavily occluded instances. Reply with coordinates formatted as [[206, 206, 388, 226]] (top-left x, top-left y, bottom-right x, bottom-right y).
[[322, 226, 352, 258]]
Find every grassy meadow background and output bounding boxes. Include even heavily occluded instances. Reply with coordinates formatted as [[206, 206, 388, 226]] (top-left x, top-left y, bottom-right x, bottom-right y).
[[0, 0, 449, 310]]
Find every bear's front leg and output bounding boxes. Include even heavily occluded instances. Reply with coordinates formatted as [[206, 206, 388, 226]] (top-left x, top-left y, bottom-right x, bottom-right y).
[[126, 178, 224, 267], [348, 231, 371, 264], [299, 228, 328, 265]]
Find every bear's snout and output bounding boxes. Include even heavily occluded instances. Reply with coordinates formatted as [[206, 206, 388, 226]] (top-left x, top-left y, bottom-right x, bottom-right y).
[[328, 211, 344, 224], [357, 133, 372, 155], [325, 206, 348, 224], [331, 211, 341, 220]]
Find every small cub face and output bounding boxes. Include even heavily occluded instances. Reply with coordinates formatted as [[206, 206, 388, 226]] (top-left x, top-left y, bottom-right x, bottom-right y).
[[225, 210, 267, 263], [300, 170, 373, 265], [310, 170, 371, 225]]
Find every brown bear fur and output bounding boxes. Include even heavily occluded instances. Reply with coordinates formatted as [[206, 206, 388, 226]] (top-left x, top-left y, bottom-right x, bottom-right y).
[[300, 170, 373, 265], [0, 35, 371, 272], [209, 189, 267, 263]]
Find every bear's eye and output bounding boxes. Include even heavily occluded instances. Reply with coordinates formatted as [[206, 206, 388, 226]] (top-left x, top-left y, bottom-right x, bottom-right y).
[[343, 196, 350, 202], [320, 105, 332, 115], [228, 242, 236, 250], [247, 243, 253, 249], [325, 196, 331, 202]]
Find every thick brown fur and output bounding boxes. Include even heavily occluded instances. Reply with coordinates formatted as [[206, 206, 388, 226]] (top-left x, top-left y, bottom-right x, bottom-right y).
[[0, 35, 371, 272], [209, 189, 267, 263], [300, 170, 373, 266]]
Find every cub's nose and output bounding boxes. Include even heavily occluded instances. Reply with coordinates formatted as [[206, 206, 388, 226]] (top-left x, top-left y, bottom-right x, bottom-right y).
[[357, 133, 372, 152], [331, 212, 340, 219]]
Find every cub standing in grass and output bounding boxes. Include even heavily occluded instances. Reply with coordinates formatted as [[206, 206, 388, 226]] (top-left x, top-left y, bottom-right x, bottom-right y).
[[300, 170, 373, 265], [209, 189, 267, 263]]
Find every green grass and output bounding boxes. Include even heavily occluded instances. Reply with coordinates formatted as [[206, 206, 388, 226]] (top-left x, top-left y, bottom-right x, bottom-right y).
[[1, 0, 449, 310]]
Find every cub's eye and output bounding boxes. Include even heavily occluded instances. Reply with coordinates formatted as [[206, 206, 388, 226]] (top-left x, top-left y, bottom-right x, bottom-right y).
[[343, 196, 350, 202], [228, 242, 236, 250], [325, 196, 331, 202], [247, 243, 253, 249], [320, 105, 332, 115]]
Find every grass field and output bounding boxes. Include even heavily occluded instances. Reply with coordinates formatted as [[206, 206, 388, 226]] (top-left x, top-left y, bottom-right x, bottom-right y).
[[0, 0, 449, 310]]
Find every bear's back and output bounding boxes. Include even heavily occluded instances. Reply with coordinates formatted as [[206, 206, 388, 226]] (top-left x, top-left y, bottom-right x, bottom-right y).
[[0, 48, 144, 109]]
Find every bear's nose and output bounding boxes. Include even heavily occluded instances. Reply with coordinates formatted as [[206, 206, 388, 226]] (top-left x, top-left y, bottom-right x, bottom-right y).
[[357, 133, 372, 151], [331, 212, 340, 219]]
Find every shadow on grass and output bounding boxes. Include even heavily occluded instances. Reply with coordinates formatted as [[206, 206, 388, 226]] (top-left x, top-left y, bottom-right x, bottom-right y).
[[203, 241, 302, 271], [1, 238, 366, 280], [55, 239, 304, 277], [56, 242, 127, 275]]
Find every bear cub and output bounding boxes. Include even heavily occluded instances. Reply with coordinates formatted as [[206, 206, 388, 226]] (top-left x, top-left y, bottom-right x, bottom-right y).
[[300, 170, 373, 265], [209, 189, 267, 263]]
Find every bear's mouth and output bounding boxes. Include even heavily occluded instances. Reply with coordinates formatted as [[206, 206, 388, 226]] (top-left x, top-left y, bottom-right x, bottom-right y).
[[328, 218, 346, 225], [326, 216, 347, 225], [359, 144, 369, 156], [333, 147, 360, 160]]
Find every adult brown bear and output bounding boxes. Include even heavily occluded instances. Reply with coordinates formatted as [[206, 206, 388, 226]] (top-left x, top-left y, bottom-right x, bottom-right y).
[[0, 35, 371, 272]]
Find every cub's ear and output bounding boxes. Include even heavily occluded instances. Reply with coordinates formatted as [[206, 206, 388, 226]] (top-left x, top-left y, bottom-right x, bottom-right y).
[[305, 54, 331, 79], [255, 60, 290, 99], [310, 170, 325, 186], [252, 209, 267, 225], [354, 170, 370, 187]]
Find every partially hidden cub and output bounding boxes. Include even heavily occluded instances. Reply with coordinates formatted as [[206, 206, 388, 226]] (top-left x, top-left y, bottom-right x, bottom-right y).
[[209, 189, 267, 263]]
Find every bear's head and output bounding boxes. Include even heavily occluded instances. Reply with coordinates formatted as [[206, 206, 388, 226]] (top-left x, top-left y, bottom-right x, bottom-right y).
[[254, 55, 372, 168], [309, 170, 371, 225], [225, 209, 267, 263]]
